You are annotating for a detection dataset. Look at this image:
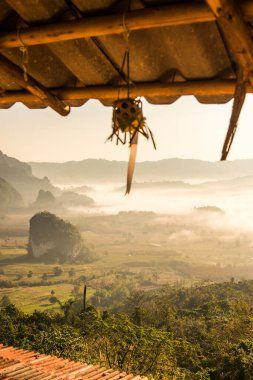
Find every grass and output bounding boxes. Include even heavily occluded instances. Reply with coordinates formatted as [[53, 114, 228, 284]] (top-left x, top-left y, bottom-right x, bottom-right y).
[[0, 284, 74, 313], [2, 211, 253, 312]]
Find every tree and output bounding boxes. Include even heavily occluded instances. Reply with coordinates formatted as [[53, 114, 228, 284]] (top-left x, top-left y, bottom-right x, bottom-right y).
[[68, 268, 76, 278], [41, 273, 48, 282], [53, 266, 63, 276], [49, 296, 58, 304], [0, 295, 11, 307], [71, 285, 80, 298], [27, 270, 33, 278]]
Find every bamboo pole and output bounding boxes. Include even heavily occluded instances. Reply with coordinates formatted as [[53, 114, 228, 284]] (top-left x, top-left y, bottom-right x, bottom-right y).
[[206, 0, 253, 159], [0, 80, 251, 107], [0, 55, 70, 115], [0, 1, 253, 49], [221, 70, 247, 160], [0, 3, 216, 48]]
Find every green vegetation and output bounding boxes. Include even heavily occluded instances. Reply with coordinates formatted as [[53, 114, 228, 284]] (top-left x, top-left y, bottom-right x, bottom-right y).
[[2, 211, 253, 377], [2, 280, 253, 379], [2, 210, 253, 314], [0, 305, 204, 379], [27, 212, 94, 263]]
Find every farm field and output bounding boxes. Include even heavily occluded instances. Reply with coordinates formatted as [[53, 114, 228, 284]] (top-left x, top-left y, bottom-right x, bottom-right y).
[[1, 210, 253, 312]]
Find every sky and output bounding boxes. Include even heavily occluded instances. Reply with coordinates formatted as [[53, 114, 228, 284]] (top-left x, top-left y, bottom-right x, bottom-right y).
[[1, 94, 253, 163]]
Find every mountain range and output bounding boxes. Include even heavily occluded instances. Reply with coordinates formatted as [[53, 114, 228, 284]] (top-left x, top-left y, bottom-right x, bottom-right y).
[[29, 158, 253, 185], [2, 150, 253, 208], [0, 151, 59, 202], [0, 151, 95, 209]]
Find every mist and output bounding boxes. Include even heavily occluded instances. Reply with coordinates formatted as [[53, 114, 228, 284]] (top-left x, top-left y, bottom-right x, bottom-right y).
[[58, 179, 253, 233], [2, 151, 253, 312]]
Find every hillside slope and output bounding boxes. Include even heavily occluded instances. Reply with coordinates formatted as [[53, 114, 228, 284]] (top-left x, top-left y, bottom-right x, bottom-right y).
[[0, 177, 23, 209], [0, 151, 59, 202]]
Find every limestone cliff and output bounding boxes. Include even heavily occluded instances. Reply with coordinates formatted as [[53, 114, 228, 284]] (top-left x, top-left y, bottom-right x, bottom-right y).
[[27, 212, 83, 262]]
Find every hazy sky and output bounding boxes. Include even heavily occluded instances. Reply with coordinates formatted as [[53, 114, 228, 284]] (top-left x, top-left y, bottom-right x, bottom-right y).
[[1, 95, 253, 162]]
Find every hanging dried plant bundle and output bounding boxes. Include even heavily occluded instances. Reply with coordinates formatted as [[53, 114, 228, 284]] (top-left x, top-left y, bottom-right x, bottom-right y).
[[106, 98, 156, 194], [107, 98, 156, 147]]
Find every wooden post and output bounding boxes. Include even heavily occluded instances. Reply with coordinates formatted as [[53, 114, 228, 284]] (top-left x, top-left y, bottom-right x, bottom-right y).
[[206, 0, 253, 159], [83, 284, 87, 312], [221, 69, 247, 160], [0, 54, 70, 116]]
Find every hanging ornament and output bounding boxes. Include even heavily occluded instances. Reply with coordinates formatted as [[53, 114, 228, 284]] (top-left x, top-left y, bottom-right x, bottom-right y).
[[106, 6, 156, 194], [107, 97, 156, 194]]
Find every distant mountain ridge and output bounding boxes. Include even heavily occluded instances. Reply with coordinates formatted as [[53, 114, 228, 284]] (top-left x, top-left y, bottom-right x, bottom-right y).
[[0, 177, 23, 209], [116, 174, 253, 192], [0, 150, 31, 179], [0, 151, 59, 202], [29, 158, 253, 184]]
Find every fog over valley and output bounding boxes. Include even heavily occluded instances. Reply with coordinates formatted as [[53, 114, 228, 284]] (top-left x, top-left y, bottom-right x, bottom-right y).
[[1, 150, 253, 286], [2, 152, 253, 379]]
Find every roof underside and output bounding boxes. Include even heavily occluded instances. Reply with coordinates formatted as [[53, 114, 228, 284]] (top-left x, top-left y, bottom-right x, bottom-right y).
[[0, 0, 250, 111]]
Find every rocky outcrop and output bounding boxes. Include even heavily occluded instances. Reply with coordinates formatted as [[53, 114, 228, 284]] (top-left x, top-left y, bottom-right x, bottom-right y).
[[32, 190, 57, 208], [27, 212, 83, 262]]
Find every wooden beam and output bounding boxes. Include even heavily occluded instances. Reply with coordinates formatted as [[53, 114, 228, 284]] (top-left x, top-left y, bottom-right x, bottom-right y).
[[0, 80, 251, 107], [206, 0, 253, 82], [206, 0, 253, 159], [0, 54, 70, 116], [1, 1, 253, 49], [0, 3, 216, 48]]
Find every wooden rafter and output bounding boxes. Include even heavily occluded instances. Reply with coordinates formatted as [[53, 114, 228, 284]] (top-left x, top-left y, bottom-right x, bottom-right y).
[[206, 0, 253, 160], [0, 80, 251, 107], [1, 1, 253, 49], [0, 54, 70, 116], [0, 3, 223, 48]]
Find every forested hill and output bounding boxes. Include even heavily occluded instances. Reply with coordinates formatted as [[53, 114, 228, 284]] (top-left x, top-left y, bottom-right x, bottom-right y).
[[29, 158, 253, 184], [1, 280, 253, 379]]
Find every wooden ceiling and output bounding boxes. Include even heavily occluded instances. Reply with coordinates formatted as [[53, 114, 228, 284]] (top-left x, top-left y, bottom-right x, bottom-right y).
[[0, 0, 252, 158]]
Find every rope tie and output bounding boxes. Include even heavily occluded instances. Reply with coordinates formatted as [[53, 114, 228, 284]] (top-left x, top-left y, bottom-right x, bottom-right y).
[[17, 21, 29, 82], [118, 10, 132, 100]]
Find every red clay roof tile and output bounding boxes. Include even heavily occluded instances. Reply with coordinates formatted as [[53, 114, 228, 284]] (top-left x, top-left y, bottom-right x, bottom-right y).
[[0, 344, 149, 380]]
